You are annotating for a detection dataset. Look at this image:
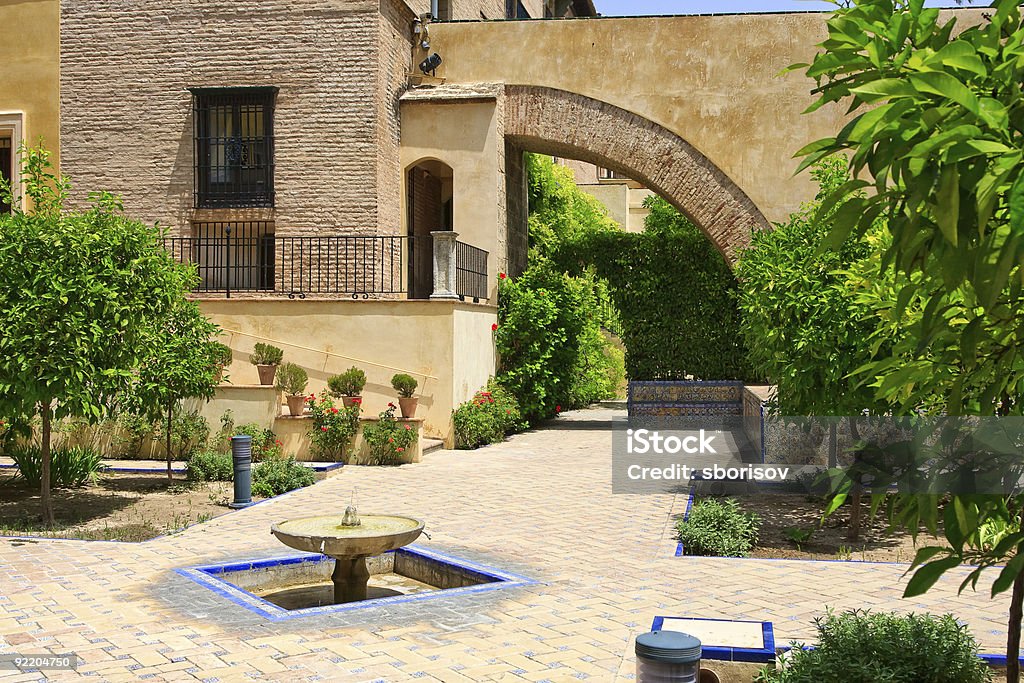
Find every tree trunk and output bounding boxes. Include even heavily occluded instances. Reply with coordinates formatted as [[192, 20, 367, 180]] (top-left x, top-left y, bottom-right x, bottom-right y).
[[166, 402, 173, 480], [40, 400, 54, 527], [1008, 566, 1024, 683], [847, 417, 862, 543]]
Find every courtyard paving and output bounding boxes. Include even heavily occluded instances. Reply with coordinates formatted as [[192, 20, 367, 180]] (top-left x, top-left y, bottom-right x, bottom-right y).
[[0, 408, 1008, 682]]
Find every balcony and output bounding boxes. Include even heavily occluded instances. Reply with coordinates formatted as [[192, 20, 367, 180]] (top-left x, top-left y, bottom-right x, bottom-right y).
[[164, 226, 489, 302]]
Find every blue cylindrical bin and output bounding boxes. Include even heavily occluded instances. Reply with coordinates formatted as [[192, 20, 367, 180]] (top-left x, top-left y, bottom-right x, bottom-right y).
[[636, 630, 702, 683], [229, 435, 253, 509]]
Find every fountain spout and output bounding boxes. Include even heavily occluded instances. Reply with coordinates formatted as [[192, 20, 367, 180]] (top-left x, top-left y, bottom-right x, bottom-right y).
[[340, 504, 361, 527]]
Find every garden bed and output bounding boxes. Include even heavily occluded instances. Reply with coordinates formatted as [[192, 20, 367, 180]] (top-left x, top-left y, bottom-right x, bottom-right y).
[[734, 494, 941, 563], [0, 468, 327, 542]]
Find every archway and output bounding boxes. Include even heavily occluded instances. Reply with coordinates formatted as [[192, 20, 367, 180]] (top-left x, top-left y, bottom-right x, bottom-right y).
[[406, 159, 454, 299], [503, 85, 770, 264]]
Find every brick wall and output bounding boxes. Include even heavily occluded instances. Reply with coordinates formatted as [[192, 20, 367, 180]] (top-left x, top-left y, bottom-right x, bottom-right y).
[[60, 0, 383, 238], [404, 0, 506, 20]]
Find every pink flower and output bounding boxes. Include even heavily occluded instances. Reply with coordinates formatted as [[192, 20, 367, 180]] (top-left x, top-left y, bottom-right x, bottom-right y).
[[491, 323, 499, 332], [404, 424, 412, 431], [396, 447, 405, 453], [388, 437, 394, 443]]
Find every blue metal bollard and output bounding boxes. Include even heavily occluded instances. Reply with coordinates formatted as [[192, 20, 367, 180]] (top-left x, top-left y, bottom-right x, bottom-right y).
[[229, 435, 253, 509]]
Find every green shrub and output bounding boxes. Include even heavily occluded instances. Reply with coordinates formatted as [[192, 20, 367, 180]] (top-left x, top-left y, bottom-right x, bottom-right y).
[[211, 342, 233, 369], [676, 498, 760, 557], [453, 380, 525, 450], [7, 444, 104, 488], [307, 391, 360, 461], [250, 342, 283, 365], [756, 610, 992, 683], [328, 367, 366, 397], [362, 404, 417, 465], [151, 409, 209, 459], [186, 449, 233, 482], [115, 411, 154, 458], [232, 423, 282, 462], [275, 362, 308, 396], [252, 457, 315, 497], [391, 373, 418, 398]]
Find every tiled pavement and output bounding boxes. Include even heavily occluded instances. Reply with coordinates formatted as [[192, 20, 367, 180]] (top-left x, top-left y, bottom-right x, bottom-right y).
[[0, 408, 1010, 682]]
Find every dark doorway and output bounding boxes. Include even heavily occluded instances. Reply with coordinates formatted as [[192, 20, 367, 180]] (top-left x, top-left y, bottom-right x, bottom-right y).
[[0, 138, 12, 214], [406, 161, 454, 299]]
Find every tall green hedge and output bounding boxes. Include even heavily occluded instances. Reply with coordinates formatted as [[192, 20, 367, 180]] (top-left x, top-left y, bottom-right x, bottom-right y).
[[557, 197, 754, 381]]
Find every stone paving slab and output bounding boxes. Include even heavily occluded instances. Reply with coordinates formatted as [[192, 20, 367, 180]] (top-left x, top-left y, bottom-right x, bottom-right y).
[[0, 408, 1012, 681]]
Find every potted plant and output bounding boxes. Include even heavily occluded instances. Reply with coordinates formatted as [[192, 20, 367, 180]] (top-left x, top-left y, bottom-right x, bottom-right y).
[[328, 367, 366, 409], [211, 342, 233, 383], [250, 342, 284, 386], [275, 362, 309, 416], [391, 373, 419, 418]]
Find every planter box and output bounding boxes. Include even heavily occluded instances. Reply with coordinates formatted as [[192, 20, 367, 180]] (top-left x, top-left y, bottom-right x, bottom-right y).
[[627, 380, 745, 417], [273, 415, 425, 465]]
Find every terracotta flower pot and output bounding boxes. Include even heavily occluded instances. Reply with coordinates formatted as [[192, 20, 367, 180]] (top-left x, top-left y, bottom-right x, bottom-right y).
[[285, 394, 306, 416], [342, 396, 362, 409], [398, 397, 418, 418], [257, 364, 277, 386]]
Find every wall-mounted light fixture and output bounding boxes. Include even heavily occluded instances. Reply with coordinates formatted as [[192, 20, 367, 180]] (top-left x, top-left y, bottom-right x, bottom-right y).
[[419, 53, 443, 76]]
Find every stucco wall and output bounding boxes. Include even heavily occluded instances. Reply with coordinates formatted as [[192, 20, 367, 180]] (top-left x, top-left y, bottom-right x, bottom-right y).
[[427, 11, 984, 224], [0, 0, 60, 180], [197, 298, 496, 443], [400, 93, 506, 299]]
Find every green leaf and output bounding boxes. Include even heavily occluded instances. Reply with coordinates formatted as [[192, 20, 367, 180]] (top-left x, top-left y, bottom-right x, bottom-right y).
[[936, 165, 960, 246], [991, 552, 1024, 597], [1009, 171, 1024, 238], [904, 556, 962, 598], [907, 71, 980, 115], [850, 78, 919, 102]]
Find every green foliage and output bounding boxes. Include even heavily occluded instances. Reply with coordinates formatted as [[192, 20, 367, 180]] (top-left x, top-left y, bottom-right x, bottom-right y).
[[275, 363, 308, 396], [756, 610, 991, 683], [306, 391, 360, 462], [0, 144, 209, 522], [250, 343, 283, 366], [792, 4, 1024, 672], [496, 263, 620, 421], [328, 367, 366, 397], [114, 412, 154, 458], [737, 157, 882, 415], [452, 380, 525, 450], [784, 526, 815, 549], [151, 409, 209, 460], [252, 456, 315, 497], [390, 373, 418, 398], [7, 444, 104, 488], [231, 423, 282, 462], [556, 196, 753, 381], [525, 154, 618, 254], [210, 342, 232, 370], [186, 449, 233, 482], [675, 498, 760, 557], [362, 404, 417, 465]]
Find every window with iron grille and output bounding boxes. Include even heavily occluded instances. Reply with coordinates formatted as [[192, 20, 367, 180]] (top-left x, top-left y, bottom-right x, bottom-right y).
[[191, 87, 277, 208]]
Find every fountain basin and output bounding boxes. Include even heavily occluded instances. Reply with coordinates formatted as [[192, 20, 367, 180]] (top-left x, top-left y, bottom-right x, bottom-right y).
[[271, 514, 424, 558]]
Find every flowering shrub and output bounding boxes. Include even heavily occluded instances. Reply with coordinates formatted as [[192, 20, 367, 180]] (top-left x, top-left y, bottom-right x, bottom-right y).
[[452, 380, 524, 450], [231, 423, 282, 463], [306, 391, 360, 462], [362, 403, 417, 466]]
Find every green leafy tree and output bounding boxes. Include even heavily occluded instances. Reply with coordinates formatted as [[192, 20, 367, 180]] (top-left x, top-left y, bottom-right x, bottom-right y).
[[0, 144, 199, 524], [794, 2, 1024, 678], [129, 298, 222, 479]]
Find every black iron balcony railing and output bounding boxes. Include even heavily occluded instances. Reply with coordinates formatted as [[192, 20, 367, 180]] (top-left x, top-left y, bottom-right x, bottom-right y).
[[163, 227, 490, 301], [455, 240, 489, 303]]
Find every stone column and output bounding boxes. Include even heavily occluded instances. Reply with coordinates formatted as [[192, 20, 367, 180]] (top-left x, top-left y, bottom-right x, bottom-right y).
[[430, 230, 460, 300]]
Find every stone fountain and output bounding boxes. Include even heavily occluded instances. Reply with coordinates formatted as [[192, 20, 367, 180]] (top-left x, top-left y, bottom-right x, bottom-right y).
[[271, 502, 424, 603]]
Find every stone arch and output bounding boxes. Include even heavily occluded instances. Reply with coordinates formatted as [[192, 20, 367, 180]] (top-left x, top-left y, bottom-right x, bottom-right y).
[[503, 85, 770, 261]]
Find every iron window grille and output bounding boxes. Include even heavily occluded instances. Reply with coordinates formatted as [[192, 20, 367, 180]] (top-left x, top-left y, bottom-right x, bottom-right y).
[[191, 87, 277, 208]]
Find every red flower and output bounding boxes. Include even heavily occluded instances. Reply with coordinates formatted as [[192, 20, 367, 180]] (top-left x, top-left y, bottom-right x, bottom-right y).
[[352, 397, 362, 404], [491, 323, 499, 332], [556, 405, 562, 413], [388, 402, 396, 409], [388, 437, 394, 443], [506, 409, 511, 414], [404, 424, 412, 430], [331, 407, 339, 414], [321, 426, 329, 431], [397, 447, 405, 453], [275, 440, 283, 446], [499, 272, 507, 280]]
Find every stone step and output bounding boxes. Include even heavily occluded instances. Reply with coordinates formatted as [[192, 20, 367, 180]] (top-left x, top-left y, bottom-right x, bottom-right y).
[[422, 438, 445, 455]]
